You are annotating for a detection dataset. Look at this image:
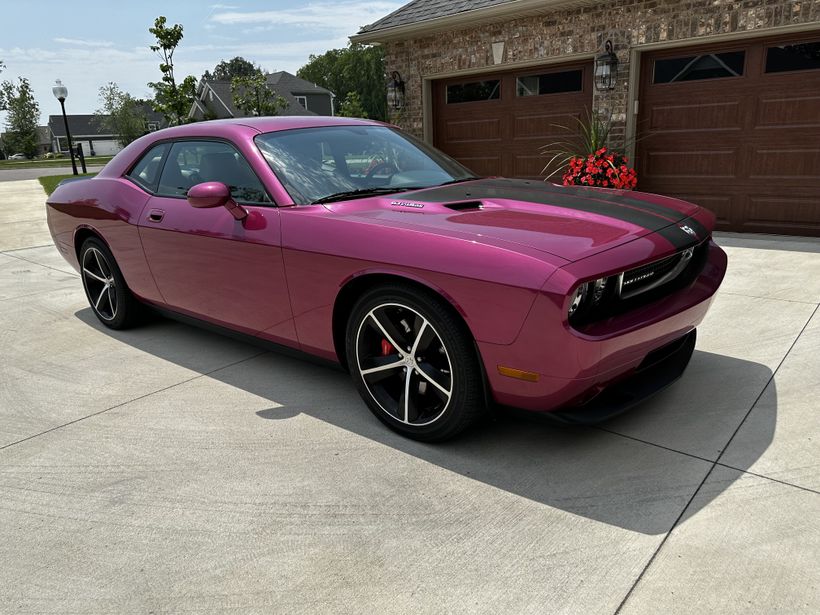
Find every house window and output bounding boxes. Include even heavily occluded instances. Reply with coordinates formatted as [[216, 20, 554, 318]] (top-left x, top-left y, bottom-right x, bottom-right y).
[[516, 70, 583, 96], [295, 96, 308, 110], [446, 80, 501, 104], [765, 41, 820, 73], [147, 122, 160, 132], [653, 51, 745, 84]]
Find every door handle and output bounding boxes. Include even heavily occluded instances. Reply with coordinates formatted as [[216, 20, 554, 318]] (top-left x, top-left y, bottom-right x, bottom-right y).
[[147, 209, 165, 223]]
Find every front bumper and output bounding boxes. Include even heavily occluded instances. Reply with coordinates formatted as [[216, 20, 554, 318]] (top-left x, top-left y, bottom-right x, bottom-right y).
[[478, 240, 727, 413]]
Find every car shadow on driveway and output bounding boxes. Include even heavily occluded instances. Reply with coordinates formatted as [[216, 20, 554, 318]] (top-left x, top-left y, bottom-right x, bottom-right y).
[[75, 308, 775, 536]]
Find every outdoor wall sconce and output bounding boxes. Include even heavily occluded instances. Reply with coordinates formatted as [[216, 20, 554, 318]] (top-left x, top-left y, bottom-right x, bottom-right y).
[[387, 71, 406, 110], [595, 40, 619, 91]]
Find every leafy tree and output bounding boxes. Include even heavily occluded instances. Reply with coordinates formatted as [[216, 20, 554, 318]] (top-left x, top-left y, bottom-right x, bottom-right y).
[[0, 77, 40, 158], [297, 44, 386, 121], [94, 83, 149, 148], [231, 73, 288, 117], [204, 57, 260, 81], [338, 91, 368, 118], [148, 16, 197, 125]]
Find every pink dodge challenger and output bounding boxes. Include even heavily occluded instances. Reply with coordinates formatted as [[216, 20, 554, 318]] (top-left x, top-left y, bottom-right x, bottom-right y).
[[46, 117, 727, 441]]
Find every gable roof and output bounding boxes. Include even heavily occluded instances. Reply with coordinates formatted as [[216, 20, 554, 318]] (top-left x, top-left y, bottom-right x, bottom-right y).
[[359, 0, 513, 33], [352, 0, 589, 42], [48, 104, 165, 138], [267, 71, 333, 95], [199, 79, 318, 118], [48, 114, 113, 138]]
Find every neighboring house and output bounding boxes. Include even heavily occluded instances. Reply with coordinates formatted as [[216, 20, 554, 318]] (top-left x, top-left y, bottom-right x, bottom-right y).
[[48, 106, 165, 156], [189, 71, 334, 120], [0, 126, 51, 158], [353, 0, 820, 236]]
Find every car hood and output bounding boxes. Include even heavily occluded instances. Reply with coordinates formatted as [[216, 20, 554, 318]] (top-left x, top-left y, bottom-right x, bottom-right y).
[[327, 178, 702, 262]]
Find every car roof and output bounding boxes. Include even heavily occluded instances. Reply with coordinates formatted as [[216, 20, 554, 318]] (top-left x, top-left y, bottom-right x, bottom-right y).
[[162, 116, 387, 137], [98, 116, 392, 178]]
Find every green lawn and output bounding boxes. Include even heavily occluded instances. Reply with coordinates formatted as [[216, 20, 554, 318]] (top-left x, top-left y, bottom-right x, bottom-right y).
[[38, 173, 97, 196], [0, 156, 113, 170]]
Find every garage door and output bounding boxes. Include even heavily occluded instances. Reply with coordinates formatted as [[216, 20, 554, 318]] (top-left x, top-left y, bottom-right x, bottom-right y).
[[637, 34, 820, 236], [433, 62, 593, 179]]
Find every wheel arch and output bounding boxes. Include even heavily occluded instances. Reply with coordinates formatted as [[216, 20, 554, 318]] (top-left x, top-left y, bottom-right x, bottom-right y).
[[332, 271, 475, 373], [73, 225, 110, 262]]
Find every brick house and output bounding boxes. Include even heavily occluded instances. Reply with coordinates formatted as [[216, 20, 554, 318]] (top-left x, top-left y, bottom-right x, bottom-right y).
[[352, 0, 820, 236]]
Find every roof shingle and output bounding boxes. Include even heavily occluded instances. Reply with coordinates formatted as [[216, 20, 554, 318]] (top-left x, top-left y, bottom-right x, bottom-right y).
[[359, 0, 515, 33]]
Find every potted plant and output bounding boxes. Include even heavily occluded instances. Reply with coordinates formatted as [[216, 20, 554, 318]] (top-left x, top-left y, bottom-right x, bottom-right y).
[[541, 111, 638, 190]]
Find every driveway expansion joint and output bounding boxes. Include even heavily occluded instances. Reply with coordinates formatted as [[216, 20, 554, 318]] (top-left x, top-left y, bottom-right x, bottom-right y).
[[612, 302, 820, 615]]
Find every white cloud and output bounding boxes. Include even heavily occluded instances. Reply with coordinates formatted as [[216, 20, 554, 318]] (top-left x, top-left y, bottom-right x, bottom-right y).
[[210, 1, 402, 33], [52, 37, 115, 48], [210, 3, 239, 8]]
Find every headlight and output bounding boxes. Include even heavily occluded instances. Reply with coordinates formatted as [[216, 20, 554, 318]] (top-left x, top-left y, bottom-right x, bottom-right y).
[[568, 276, 612, 320], [568, 282, 590, 316]]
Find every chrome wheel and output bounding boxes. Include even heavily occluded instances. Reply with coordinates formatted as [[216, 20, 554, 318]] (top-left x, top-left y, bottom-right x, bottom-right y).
[[355, 302, 453, 426], [82, 246, 118, 321]]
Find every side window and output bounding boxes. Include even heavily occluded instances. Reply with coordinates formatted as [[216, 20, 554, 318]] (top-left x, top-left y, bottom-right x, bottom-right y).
[[157, 140, 272, 204], [125, 143, 169, 193]]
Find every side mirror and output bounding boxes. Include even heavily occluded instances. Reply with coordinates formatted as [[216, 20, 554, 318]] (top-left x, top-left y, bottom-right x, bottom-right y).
[[187, 182, 247, 221]]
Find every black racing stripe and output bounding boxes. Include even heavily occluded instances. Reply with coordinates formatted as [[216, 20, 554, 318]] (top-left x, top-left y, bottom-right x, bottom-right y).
[[656, 225, 699, 250], [476, 178, 686, 220], [655, 215, 710, 250], [413, 179, 678, 231]]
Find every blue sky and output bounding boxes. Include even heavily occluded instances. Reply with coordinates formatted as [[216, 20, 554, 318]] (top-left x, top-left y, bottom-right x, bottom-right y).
[[0, 0, 402, 125]]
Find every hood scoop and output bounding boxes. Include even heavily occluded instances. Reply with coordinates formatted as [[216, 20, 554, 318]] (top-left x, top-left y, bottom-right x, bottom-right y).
[[443, 200, 484, 211]]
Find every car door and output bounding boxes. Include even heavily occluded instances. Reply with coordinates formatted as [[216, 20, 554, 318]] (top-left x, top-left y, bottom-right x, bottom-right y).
[[137, 139, 297, 344]]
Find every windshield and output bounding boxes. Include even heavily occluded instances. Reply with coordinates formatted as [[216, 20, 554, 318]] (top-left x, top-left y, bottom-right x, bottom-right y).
[[254, 125, 478, 205]]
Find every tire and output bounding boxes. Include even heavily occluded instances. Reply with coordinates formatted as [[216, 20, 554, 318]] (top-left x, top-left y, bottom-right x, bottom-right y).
[[79, 237, 143, 330], [345, 284, 486, 441]]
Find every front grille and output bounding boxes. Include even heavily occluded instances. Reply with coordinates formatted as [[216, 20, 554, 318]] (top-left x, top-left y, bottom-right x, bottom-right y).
[[621, 253, 682, 296]]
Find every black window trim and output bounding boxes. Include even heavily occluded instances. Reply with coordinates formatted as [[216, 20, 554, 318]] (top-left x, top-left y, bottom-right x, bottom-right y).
[[515, 68, 585, 97], [123, 136, 277, 207], [764, 40, 820, 75], [445, 79, 502, 104], [651, 50, 747, 85]]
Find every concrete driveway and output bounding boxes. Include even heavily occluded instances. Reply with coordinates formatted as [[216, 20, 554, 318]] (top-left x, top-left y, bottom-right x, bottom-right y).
[[1, 179, 818, 614]]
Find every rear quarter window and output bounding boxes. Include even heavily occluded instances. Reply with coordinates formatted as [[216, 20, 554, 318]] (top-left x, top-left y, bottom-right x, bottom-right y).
[[126, 143, 170, 193]]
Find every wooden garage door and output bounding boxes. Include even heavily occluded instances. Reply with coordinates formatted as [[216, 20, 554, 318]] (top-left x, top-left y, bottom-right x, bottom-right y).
[[433, 62, 593, 179], [637, 33, 820, 235]]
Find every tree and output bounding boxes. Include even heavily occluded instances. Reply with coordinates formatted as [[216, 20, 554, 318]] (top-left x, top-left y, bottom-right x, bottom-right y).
[[297, 44, 386, 121], [0, 77, 40, 158], [338, 91, 368, 118], [148, 16, 197, 126], [94, 83, 149, 148], [231, 73, 288, 117], [204, 57, 260, 81]]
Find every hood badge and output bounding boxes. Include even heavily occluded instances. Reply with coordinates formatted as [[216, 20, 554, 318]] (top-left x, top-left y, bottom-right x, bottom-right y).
[[679, 225, 697, 238], [391, 200, 424, 209]]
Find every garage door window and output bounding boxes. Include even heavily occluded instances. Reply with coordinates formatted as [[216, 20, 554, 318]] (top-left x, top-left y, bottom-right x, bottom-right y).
[[516, 70, 583, 96], [446, 80, 500, 103], [766, 41, 820, 73], [653, 51, 745, 83]]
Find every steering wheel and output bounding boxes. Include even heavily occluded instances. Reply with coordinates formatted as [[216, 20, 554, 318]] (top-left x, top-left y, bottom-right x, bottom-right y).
[[365, 162, 398, 182]]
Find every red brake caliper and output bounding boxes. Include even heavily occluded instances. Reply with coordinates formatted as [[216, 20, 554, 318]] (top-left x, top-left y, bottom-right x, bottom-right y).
[[381, 338, 394, 356]]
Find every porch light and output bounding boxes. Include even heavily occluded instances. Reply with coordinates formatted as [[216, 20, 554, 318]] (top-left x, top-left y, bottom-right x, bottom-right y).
[[387, 71, 406, 110], [595, 40, 619, 91]]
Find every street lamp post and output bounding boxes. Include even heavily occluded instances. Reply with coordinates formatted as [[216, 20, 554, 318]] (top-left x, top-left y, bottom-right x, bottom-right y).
[[52, 79, 78, 175]]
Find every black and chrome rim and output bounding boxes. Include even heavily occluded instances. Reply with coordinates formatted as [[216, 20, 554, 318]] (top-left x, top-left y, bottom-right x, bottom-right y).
[[355, 302, 453, 426], [81, 246, 117, 321]]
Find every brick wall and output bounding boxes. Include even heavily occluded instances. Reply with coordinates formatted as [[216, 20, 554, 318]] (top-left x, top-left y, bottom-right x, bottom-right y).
[[383, 0, 820, 149]]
